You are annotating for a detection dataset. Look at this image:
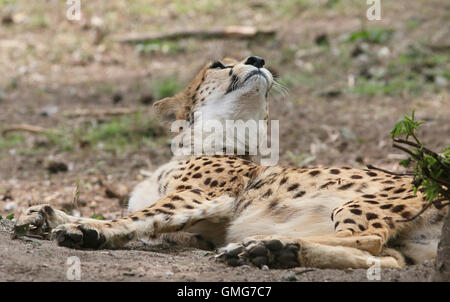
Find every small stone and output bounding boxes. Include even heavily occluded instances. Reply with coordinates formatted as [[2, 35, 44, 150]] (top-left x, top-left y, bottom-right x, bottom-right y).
[[39, 106, 59, 117], [435, 76, 447, 87], [112, 93, 123, 104], [46, 161, 68, 174], [281, 273, 298, 281], [4, 201, 17, 212], [140, 94, 154, 105]]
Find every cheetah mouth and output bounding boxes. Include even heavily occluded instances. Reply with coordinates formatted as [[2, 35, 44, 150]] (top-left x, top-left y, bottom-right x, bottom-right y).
[[242, 69, 269, 85], [225, 69, 269, 94]]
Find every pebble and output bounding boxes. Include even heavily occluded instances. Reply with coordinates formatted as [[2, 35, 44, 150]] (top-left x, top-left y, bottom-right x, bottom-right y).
[[281, 273, 298, 281], [4, 201, 17, 211]]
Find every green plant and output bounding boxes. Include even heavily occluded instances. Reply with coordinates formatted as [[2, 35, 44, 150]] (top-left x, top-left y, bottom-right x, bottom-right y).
[[390, 111, 449, 212], [90, 214, 104, 220], [153, 77, 183, 100], [347, 28, 394, 44]]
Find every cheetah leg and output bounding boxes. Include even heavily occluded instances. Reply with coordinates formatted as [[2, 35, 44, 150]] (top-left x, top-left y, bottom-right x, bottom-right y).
[[296, 234, 384, 254], [219, 235, 403, 269], [328, 193, 425, 254], [47, 188, 233, 249]]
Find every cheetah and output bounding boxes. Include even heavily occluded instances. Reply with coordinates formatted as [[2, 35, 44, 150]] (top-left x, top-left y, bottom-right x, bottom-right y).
[[18, 56, 447, 269]]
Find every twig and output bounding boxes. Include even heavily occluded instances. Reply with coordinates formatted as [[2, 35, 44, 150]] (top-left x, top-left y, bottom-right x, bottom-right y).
[[392, 144, 420, 160], [113, 26, 276, 44], [396, 198, 450, 223], [63, 108, 144, 118], [2, 124, 59, 136], [393, 138, 450, 169], [366, 164, 414, 176]]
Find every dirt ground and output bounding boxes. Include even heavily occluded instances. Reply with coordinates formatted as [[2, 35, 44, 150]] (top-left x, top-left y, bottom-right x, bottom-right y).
[[0, 219, 437, 281], [0, 0, 449, 282]]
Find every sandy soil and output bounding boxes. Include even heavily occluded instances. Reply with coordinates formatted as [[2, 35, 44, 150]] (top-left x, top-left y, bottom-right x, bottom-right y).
[[0, 219, 436, 282]]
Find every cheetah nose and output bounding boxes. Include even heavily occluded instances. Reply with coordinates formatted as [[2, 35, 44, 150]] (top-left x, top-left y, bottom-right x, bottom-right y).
[[244, 56, 265, 68]]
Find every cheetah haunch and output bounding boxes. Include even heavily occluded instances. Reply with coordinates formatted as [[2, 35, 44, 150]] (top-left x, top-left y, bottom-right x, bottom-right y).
[[18, 56, 446, 269]]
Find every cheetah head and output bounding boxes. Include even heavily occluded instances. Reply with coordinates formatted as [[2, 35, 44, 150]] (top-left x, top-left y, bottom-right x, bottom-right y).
[[153, 56, 273, 127]]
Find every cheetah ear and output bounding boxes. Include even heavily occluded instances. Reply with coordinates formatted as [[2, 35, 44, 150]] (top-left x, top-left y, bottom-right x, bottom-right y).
[[153, 97, 178, 123], [153, 95, 186, 125]]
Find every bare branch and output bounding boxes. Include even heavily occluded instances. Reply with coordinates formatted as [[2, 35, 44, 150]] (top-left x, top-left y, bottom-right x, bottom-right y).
[[366, 164, 414, 176]]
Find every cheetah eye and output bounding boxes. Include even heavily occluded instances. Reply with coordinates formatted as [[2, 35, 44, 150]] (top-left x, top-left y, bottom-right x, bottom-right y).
[[210, 61, 226, 70]]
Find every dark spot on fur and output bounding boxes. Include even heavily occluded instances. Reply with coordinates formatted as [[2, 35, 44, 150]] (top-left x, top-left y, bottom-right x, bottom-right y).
[[343, 218, 356, 224], [190, 189, 202, 195], [350, 209, 362, 215], [401, 211, 412, 219], [294, 191, 306, 198], [210, 180, 218, 187], [380, 204, 393, 209], [155, 209, 173, 216], [263, 189, 273, 198], [393, 188, 406, 194], [391, 205, 405, 213], [367, 172, 378, 177], [215, 168, 225, 173], [204, 178, 211, 185], [192, 173, 202, 178], [309, 170, 321, 176], [364, 200, 379, 205], [366, 213, 378, 220], [329, 169, 340, 175], [171, 195, 184, 201], [320, 181, 336, 189], [287, 183, 299, 191], [372, 222, 383, 228], [162, 203, 175, 209], [338, 182, 354, 190], [269, 200, 279, 209], [280, 177, 289, 185], [351, 175, 363, 179]]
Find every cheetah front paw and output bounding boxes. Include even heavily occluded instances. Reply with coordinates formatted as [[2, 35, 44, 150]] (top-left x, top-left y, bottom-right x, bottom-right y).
[[217, 239, 301, 269], [52, 223, 106, 249], [16, 204, 62, 239]]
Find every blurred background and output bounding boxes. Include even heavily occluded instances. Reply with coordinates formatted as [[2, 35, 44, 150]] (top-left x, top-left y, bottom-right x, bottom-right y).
[[0, 0, 449, 219]]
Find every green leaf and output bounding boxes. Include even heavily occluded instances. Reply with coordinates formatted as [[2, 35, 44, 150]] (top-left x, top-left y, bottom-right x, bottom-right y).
[[6, 213, 14, 220], [399, 158, 412, 167], [90, 215, 104, 220], [390, 110, 424, 140]]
